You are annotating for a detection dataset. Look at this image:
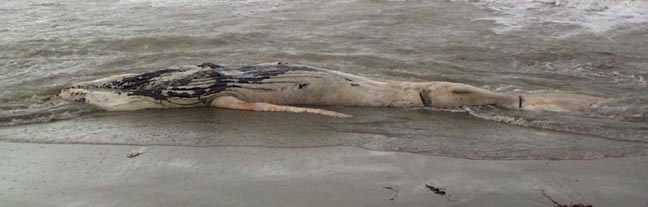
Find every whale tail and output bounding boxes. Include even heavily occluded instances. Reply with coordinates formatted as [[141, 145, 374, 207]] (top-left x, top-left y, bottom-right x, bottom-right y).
[[520, 92, 604, 112]]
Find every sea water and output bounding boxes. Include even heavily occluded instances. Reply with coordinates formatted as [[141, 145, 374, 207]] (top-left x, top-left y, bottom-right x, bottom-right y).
[[1, 0, 646, 159]]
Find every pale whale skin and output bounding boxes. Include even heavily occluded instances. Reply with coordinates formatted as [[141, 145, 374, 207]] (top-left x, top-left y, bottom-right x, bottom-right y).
[[58, 63, 603, 114]]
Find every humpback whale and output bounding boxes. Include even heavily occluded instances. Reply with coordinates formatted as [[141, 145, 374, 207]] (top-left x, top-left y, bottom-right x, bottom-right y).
[[58, 62, 603, 117]]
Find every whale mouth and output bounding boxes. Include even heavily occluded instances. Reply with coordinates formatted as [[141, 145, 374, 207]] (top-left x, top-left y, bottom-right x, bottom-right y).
[[57, 87, 89, 102]]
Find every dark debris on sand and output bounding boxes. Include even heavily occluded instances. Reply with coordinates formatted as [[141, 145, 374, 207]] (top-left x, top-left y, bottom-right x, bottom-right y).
[[425, 184, 446, 195], [542, 191, 593, 207]]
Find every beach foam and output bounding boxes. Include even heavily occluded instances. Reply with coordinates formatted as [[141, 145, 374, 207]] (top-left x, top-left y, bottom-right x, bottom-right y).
[[463, 0, 648, 36]]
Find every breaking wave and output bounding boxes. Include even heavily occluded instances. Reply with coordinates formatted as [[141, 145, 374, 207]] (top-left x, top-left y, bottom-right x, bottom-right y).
[[0, 95, 96, 127], [463, 0, 648, 37], [465, 96, 648, 143]]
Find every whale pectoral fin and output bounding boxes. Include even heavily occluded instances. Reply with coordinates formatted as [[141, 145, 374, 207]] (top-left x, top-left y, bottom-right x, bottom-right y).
[[210, 96, 352, 118]]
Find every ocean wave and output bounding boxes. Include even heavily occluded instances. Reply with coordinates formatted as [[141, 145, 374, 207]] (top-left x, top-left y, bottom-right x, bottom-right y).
[[116, 0, 287, 9], [466, 0, 648, 11], [463, 0, 648, 36], [0, 110, 84, 127], [465, 99, 648, 143], [0, 95, 96, 127]]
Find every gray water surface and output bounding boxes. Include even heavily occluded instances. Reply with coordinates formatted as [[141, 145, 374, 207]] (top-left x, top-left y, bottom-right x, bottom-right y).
[[1, 0, 647, 159]]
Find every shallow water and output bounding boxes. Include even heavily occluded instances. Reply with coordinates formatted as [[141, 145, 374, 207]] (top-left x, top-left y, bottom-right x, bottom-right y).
[[1, 0, 647, 159]]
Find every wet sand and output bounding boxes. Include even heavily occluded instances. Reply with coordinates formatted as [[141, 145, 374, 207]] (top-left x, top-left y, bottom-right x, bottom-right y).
[[2, 142, 647, 207], [1, 108, 648, 206], [1, 107, 646, 160]]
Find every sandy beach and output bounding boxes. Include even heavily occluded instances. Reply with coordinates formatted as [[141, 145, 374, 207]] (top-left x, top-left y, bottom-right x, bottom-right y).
[[2, 142, 647, 207], [2, 108, 648, 207]]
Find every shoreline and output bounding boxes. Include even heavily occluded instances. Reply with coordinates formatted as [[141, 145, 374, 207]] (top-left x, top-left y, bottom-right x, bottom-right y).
[[1, 107, 646, 160], [2, 142, 647, 207]]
